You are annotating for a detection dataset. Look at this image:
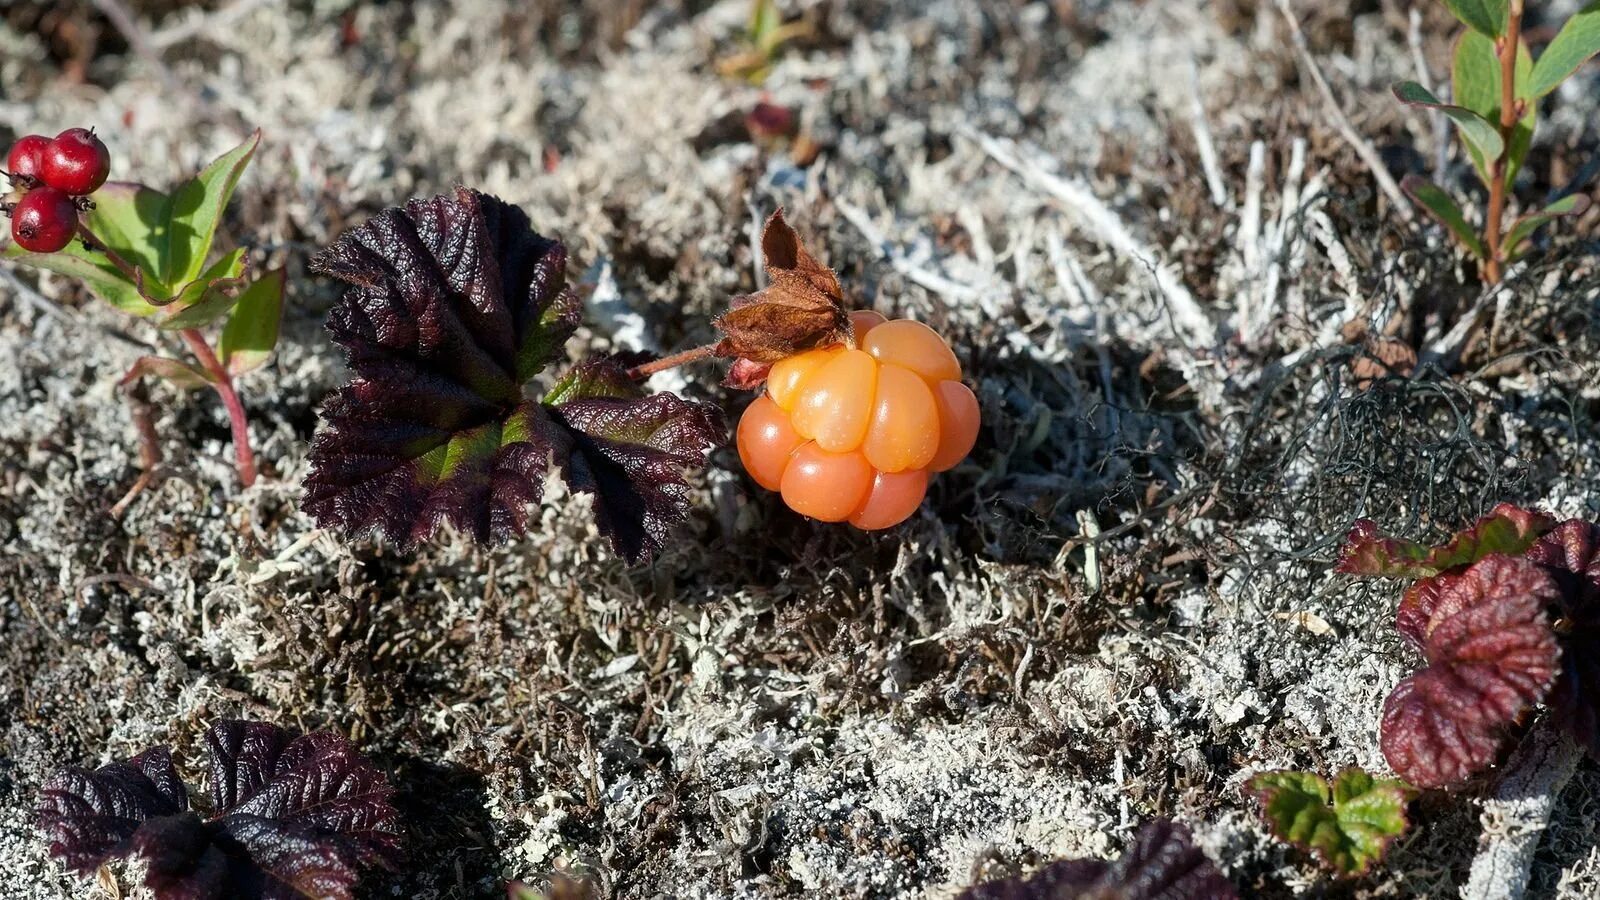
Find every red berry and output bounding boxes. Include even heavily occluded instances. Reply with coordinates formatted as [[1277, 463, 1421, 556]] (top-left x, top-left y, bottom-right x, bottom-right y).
[[40, 128, 110, 196], [6, 134, 51, 180], [10, 187, 79, 253]]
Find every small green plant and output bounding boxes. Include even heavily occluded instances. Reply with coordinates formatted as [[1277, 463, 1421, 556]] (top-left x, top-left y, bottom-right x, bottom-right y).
[[3, 129, 283, 492], [1393, 0, 1599, 282], [715, 0, 812, 82], [1247, 768, 1415, 877]]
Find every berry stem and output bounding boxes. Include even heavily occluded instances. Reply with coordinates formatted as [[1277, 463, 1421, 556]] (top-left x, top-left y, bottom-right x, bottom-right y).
[[179, 328, 258, 488], [628, 343, 718, 379], [75, 221, 259, 488]]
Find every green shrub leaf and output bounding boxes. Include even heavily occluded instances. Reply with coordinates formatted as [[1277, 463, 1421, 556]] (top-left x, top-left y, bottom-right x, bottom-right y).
[[157, 248, 248, 330], [1451, 32, 1535, 190], [1248, 768, 1415, 877], [1441, 0, 1508, 36], [218, 268, 285, 376], [1527, 1, 1600, 98], [1505, 194, 1593, 259], [3, 182, 172, 315], [164, 130, 260, 288], [1400, 175, 1486, 258], [1392, 81, 1504, 166], [122, 356, 217, 391]]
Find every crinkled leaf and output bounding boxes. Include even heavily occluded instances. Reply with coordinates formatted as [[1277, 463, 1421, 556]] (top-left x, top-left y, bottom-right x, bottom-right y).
[[1452, 32, 1535, 190], [1400, 175, 1486, 258], [36, 748, 189, 873], [304, 187, 582, 548], [1247, 768, 1414, 877], [1380, 555, 1560, 788], [1525, 520, 1600, 756], [165, 131, 260, 288], [218, 268, 286, 375], [36, 721, 399, 900], [1392, 82, 1504, 165], [1505, 195, 1592, 261], [958, 819, 1239, 900], [713, 209, 850, 364], [545, 357, 725, 563], [1338, 503, 1554, 578], [1526, 1, 1600, 99]]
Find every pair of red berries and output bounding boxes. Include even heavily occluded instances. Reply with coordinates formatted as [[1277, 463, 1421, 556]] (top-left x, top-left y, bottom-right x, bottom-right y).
[[5, 128, 111, 254]]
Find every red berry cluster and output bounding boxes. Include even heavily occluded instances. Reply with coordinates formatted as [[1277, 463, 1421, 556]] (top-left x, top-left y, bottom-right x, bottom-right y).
[[5, 128, 110, 253]]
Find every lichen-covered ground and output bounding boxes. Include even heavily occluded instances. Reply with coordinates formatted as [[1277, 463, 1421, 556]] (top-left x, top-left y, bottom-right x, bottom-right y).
[[3, 1, 1600, 897]]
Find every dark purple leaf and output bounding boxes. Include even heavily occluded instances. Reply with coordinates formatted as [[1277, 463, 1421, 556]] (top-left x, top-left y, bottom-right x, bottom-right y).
[[36, 747, 188, 872], [305, 189, 722, 562], [1339, 504, 1554, 578], [1380, 555, 1561, 787], [36, 721, 400, 900], [206, 720, 402, 867], [1525, 519, 1600, 756], [545, 357, 725, 563], [958, 819, 1238, 900], [304, 187, 581, 547]]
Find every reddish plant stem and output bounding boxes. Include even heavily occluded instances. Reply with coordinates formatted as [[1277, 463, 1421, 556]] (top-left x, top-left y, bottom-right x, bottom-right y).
[[628, 344, 718, 379], [78, 220, 258, 487], [1482, 0, 1525, 284], [179, 328, 257, 487]]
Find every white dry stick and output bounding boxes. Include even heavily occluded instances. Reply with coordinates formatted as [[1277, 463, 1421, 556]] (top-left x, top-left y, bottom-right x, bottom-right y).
[[1461, 719, 1584, 900], [1276, 0, 1412, 218], [1187, 56, 1230, 208], [1231, 140, 1267, 336], [833, 199, 1006, 318], [955, 124, 1215, 350]]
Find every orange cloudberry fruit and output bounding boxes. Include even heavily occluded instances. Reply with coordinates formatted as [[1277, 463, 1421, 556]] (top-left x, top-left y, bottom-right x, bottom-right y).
[[736, 316, 978, 529]]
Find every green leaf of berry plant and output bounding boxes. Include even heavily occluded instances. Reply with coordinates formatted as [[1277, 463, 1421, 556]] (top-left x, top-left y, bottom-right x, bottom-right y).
[[1452, 31, 1536, 191], [2, 181, 172, 315], [1526, 1, 1600, 99], [218, 266, 285, 376], [1248, 768, 1415, 877], [1441, 0, 1509, 37], [1401, 175, 1487, 258], [1504, 194, 1593, 262], [1392, 81, 1505, 167], [164, 130, 260, 290], [304, 188, 724, 563]]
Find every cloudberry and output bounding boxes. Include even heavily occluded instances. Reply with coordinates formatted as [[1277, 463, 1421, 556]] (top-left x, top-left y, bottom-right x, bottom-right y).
[[10, 186, 79, 253], [6, 135, 50, 180], [737, 316, 979, 529], [40, 128, 110, 196]]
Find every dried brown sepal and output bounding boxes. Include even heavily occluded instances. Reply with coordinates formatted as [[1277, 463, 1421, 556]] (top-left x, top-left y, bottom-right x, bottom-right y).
[[713, 209, 850, 365]]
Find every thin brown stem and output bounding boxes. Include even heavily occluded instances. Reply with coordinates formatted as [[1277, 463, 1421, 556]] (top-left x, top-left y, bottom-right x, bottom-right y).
[[1482, 0, 1525, 284], [179, 329, 257, 487], [628, 344, 718, 379]]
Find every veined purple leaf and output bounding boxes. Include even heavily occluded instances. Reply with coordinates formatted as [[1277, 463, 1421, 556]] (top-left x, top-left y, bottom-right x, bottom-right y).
[[1339, 504, 1554, 578], [36, 747, 189, 872], [958, 819, 1238, 900], [1525, 520, 1600, 756], [305, 189, 722, 562], [1380, 555, 1561, 788], [36, 720, 400, 900], [545, 357, 724, 563]]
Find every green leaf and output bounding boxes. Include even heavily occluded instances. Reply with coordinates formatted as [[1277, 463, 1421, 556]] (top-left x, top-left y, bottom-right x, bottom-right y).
[[3, 181, 172, 316], [218, 268, 285, 376], [156, 248, 248, 330], [121, 356, 216, 391], [1401, 176, 1487, 258], [1505, 194, 1593, 259], [1527, 1, 1600, 98], [1393, 82, 1504, 166], [1452, 32, 1536, 190], [1441, 0, 1509, 36], [163, 130, 260, 288], [1248, 768, 1415, 877]]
